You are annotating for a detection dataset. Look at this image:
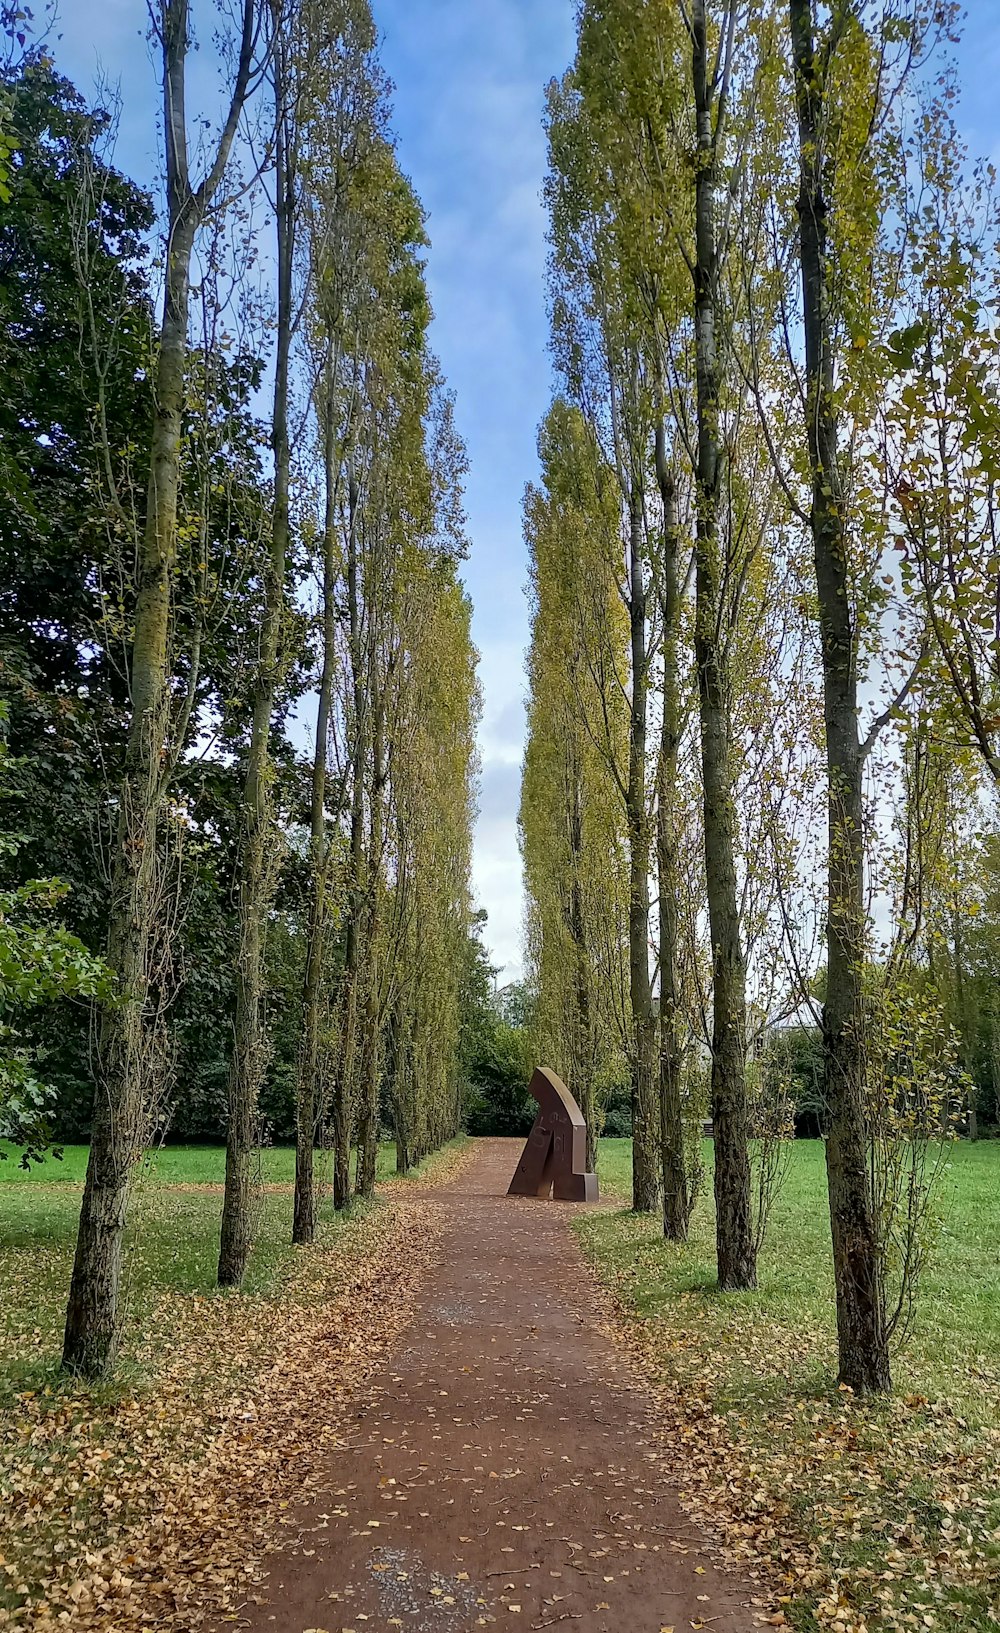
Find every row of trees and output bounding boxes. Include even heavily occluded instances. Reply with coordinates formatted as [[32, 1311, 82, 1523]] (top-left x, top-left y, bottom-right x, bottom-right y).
[[521, 0, 1000, 1394], [1, 0, 479, 1378]]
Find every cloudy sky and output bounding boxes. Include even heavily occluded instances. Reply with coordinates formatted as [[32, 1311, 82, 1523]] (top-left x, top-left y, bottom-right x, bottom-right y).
[[54, 0, 999, 985], [374, 2, 576, 985]]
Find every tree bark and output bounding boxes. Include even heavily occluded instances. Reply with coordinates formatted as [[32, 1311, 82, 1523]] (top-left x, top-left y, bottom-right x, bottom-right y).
[[219, 14, 294, 1287], [390, 837, 415, 1174], [654, 426, 691, 1241], [626, 488, 659, 1212], [789, 0, 890, 1392], [333, 467, 365, 1210], [63, 0, 258, 1374], [62, 200, 196, 1374], [333, 886, 361, 1209], [293, 361, 340, 1244], [355, 694, 386, 1198], [566, 756, 597, 1170], [388, 990, 411, 1175], [689, 0, 756, 1291]]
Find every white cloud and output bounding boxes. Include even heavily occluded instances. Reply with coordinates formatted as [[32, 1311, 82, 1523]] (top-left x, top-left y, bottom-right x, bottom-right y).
[[54, 0, 577, 986], [376, 0, 574, 981]]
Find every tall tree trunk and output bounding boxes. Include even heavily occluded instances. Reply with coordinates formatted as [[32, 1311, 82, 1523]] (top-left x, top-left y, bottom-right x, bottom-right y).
[[391, 837, 415, 1174], [62, 221, 193, 1377], [355, 1013, 382, 1195], [333, 882, 361, 1209], [63, 0, 258, 1374], [567, 759, 597, 1170], [219, 18, 294, 1287], [691, 0, 756, 1291], [293, 362, 340, 1244], [626, 488, 659, 1212], [388, 991, 411, 1175], [355, 699, 386, 1198], [654, 426, 691, 1241], [333, 468, 365, 1211], [789, 0, 889, 1392]]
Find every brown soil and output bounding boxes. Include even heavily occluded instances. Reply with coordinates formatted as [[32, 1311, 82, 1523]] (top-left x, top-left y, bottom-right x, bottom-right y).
[[226, 1138, 759, 1633]]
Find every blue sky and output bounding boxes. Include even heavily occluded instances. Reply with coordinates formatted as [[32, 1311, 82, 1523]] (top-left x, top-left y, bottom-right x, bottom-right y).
[[375, 2, 576, 985], [52, 0, 1000, 985]]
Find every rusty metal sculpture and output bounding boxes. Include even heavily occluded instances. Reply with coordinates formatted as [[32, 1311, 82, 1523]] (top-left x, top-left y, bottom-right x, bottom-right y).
[[507, 1067, 599, 1202]]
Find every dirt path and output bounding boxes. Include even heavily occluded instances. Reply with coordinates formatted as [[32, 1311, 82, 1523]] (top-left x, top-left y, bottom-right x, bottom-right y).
[[230, 1139, 758, 1633]]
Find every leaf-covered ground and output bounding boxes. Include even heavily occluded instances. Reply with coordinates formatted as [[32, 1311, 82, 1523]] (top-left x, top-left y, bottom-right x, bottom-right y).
[[581, 1139, 1000, 1633], [0, 1140, 470, 1629]]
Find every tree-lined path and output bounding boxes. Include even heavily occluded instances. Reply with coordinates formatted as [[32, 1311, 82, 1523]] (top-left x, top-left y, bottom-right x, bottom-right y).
[[228, 1141, 756, 1633]]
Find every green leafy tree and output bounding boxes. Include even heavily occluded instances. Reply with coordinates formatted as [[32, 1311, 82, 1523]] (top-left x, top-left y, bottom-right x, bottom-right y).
[[0, 723, 115, 1164], [520, 402, 630, 1170], [63, 0, 268, 1377]]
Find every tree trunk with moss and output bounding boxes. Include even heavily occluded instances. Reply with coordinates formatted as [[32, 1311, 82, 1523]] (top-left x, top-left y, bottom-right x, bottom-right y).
[[691, 0, 756, 1291], [654, 427, 691, 1242], [64, 0, 258, 1374], [789, 0, 889, 1392], [219, 15, 294, 1287]]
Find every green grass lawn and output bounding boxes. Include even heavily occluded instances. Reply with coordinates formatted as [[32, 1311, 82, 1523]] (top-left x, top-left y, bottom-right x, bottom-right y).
[[0, 1139, 402, 1185], [2, 1135, 996, 1632], [0, 1139, 454, 1403], [582, 1137, 1000, 1632], [0, 1136, 466, 1626], [592, 1136, 1000, 1403]]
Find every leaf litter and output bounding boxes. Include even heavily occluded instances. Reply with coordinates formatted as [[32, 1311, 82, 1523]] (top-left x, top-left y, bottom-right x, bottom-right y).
[[578, 1213, 1000, 1633], [0, 1144, 472, 1630]]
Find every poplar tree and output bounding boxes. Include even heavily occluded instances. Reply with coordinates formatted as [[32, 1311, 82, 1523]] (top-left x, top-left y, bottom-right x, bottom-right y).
[[220, 0, 302, 1288], [573, 0, 700, 1238], [292, 0, 384, 1243], [542, 1, 784, 1266], [543, 66, 663, 1211], [390, 546, 479, 1169], [326, 157, 435, 1205], [785, 0, 950, 1391], [520, 402, 629, 1168], [63, 0, 265, 1375], [685, 0, 757, 1287]]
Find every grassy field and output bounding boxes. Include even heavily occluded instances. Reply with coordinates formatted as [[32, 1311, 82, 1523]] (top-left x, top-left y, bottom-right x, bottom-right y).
[[0, 1140, 441, 1396], [582, 1137, 1000, 1633], [0, 1140, 420, 1403], [0, 1140, 402, 1185], [2, 1136, 997, 1631], [0, 1138, 466, 1628]]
